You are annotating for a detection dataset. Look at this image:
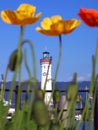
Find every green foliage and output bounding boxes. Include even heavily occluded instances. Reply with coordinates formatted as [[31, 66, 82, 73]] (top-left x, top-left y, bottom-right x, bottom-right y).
[[0, 101, 9, 129], [66, 73, 78, 101], [32, 99, 49, 126], [50, 123, 60, 130], [53, 90, 61, 104]]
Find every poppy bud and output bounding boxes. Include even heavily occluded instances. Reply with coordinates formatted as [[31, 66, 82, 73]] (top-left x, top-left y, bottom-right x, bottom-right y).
[[36, 89, 44, 100], [33, 100, 49, 126], [66, 84, 78, 101], [8, 49, 22, 71], [66, 73, 78, 101], [53, 90, 61, 104], [50, 124, 60, 130]]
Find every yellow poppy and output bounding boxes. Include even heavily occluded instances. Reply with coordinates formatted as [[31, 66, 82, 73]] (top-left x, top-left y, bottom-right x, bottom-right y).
[[36, 15, 81, 36], [1, 3, 42, 25]]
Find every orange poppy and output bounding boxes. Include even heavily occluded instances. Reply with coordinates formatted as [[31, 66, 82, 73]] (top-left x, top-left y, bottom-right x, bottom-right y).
[[78, 8, 98, 27], [1, 3, 42, 26], [36, 15, 81, 36]]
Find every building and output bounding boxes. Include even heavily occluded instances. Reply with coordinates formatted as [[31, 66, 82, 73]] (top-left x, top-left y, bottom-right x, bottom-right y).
[[40, 51, 53, 108]]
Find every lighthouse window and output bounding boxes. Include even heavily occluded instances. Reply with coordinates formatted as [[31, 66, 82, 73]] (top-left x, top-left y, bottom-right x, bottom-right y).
[[44, 54, 48, 59], [43, 52, 49, 59]]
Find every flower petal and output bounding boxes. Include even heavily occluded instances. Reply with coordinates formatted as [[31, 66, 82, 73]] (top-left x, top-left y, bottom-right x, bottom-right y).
[[36, 15, 80, 36], [18, 12, 42, 25], [50, 15, 62, 23], [41, 18, 52, 30], [51, 21, 64, 33], [51, 19, 80, 34], [78, 8, 98, 27], [1, 10, 18, 24], [63, 19, 81, 34], [17, 3, 36, 17], [36, 27, 60, 36], [1, 4, 41, 25]]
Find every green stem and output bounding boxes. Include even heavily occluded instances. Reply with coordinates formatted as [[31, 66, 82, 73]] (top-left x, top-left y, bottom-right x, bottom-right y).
[[48, 35, 62, 106], [16, 26, 24, 111], [59, 99, 76, 130], [21, 39, 37, 85], [24, 49, 32, 81], [76, 43, 98, 130], [8, 26, 24, 112], [53, 35, 62, 88], [1, 66, 9, 101], [54, 103, 59, 122], [23, 49, 32, 98], [19, 26, 25, 46], [57, 99, 67, 121], [43, 62, 51, 97], [21, 39, 37, 120], [16, 66, 22, 110]]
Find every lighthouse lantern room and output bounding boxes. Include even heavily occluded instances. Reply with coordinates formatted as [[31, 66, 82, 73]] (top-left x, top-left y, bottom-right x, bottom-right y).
[[40, 51, 53, 107]]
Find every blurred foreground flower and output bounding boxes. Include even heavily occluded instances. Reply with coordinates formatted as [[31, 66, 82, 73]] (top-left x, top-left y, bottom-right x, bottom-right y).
[[36, 15, 80, 36], [1, 3, 41, 25], [78, 8, 98, 27]]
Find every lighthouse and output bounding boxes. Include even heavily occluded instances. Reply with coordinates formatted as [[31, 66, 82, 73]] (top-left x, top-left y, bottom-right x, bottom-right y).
[[40, 51, 53, 107]]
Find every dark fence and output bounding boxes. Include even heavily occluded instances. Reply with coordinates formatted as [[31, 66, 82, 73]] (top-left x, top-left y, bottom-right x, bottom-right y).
[[0, 86, 98, 130]]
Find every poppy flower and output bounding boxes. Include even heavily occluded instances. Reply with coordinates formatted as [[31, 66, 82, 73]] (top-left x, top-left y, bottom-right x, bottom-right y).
[[78, 8, 98, 27], [1, 3, 42, 25], [36, 15, 80, 36]]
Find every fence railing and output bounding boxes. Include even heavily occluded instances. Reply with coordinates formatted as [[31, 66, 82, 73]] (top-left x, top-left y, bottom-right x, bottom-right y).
[[0, 85, 98, 129]]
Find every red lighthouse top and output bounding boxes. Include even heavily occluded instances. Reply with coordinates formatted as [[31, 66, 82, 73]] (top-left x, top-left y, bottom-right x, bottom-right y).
[[40, 51, 52, 64]]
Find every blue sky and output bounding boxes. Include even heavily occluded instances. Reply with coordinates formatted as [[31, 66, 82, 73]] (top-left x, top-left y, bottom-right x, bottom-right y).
[[0, 0, 98, 82]]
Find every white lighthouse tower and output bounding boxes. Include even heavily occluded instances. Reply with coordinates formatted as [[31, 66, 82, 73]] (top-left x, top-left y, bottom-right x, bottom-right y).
[[40, 51, 53, 107]]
